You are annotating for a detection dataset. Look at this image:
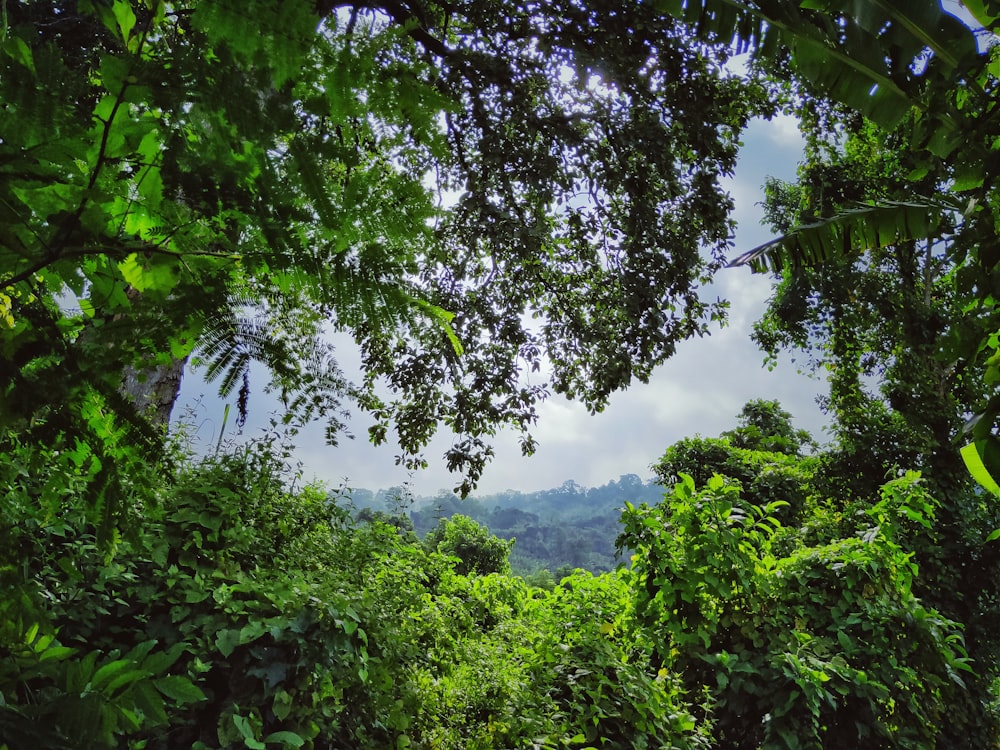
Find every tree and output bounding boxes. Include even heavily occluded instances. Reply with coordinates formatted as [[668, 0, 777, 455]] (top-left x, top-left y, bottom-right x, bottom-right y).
[[655, 400, 814, 527], [721, 398, 815, 456], [751, 120, 978, 487], [424, 514, 512, 576], [0, 0, 772, 524], [751, 117, 1000, 745], [693, 0, 1000, 489], [631, 6, 1000, 738], [621, 471, 980, 749]]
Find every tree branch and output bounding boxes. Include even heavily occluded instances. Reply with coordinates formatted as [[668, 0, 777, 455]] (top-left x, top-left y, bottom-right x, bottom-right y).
[[315, 0, 455, 60]]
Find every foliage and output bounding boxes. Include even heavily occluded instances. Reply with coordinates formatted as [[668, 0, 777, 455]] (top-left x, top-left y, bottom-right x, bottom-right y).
[[744, 85, 1000, 735], [6, 395, 999, 749], [0, 436, 711, 749], [620, 471, 981, 749], [424, 515, 513, 577], [654, 401, 815, 528], [8, 2, 1000, 748], [694, 0, 1000, 498], [0, 0, 772, 518], [0, 438, 208, 749], [524, 570, 712, 750], [722, 399, 816, 456]]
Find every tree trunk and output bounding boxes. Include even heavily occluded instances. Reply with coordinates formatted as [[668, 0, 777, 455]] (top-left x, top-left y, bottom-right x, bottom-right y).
[[121, 355, 188, 428]]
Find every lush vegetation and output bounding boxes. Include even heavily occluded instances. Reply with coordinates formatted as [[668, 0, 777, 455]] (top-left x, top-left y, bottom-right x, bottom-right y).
[[5, 0, 1000, 748], [4, 402, 998, 748]]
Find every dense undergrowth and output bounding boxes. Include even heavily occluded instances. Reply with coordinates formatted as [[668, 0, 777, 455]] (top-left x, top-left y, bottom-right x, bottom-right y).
[[2, 423, 997, 749]]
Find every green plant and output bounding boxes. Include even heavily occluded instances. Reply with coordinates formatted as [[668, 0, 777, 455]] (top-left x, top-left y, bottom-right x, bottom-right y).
[[620, 472, 979, 749], [425, 515, 513, 577]]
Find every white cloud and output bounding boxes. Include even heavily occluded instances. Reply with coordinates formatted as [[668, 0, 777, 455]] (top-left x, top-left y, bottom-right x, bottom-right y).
[[765, 113, 805, 150]]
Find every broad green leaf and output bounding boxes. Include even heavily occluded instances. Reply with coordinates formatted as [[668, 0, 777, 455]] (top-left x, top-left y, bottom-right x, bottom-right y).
[[3, 36, 35, 72], [961, 440, 1000, 497], [233, 714, 266, 750], [141, 642, 187, 675], [272, 688, 293, 721], [852, 0, 978, 69], [153, 675, 207, 703], [38, 645, 77, 662], [89, 658, 132, 690], [105, 668, 153, 694], [132, 680, 169, 725], [963, 0, 1000, 30], [119, 253, 180, 297], [112, 0, 137, 43], [216, 628, 241, 658], [264, 731, 305, 748]]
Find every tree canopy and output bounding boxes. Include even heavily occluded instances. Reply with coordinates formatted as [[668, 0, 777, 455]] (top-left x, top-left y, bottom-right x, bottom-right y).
[[0, 0, 771, 505]]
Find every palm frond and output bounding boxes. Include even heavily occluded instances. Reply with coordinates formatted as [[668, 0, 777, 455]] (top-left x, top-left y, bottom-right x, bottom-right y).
[[728, 197, 963, 273], [666, 0, 983, 137]]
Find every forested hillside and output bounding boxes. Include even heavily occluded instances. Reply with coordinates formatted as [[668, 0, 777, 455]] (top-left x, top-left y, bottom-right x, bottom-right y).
[[5, 1, 1000, 748], [351, 474, 664, 575]]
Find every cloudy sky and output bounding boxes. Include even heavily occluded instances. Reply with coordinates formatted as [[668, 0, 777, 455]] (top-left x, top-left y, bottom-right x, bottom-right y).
[[176, 114, 830, 497]]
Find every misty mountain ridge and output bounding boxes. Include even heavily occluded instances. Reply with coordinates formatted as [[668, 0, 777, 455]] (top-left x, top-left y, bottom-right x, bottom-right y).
[[343, 474, 667, 575]]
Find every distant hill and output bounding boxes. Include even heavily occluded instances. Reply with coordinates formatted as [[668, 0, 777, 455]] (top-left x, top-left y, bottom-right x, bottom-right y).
[[343, 474, 666, 575]]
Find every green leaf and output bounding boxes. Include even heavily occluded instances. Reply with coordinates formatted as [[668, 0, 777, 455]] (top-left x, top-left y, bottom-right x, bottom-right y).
[[153, 675, 207, 704], [38, 645, 77, 662], [961, 440, 1000, 497], [263, 731, 305, 748], [132, 680, 169, 725], [216, 628, 242, 658], [112, 0, 137, 42], [106, 668, 154, 694], [271, 688, 293, 721], [234, 714, 266, 750], [89, 658, 132, 690], [963, 0, 1000, 29], [141, 642, 187, 675], [2, 35, 35, 73], [414, 299, 464, 355]]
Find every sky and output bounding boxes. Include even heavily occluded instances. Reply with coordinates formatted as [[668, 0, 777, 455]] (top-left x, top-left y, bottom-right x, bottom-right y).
[[175, 114, 830, 497]]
